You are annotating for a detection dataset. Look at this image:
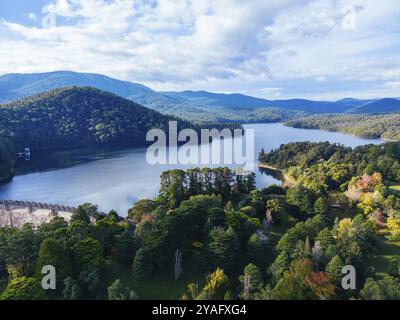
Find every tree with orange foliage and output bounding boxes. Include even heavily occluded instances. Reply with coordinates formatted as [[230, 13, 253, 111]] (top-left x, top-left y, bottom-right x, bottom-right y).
[[272, 259, 335, 300]]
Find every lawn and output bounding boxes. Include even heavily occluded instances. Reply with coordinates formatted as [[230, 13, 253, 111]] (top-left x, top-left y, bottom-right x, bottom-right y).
[[269, 210, 289, 243], [370, 237, 400, 277], [105, 253, 204, 300]]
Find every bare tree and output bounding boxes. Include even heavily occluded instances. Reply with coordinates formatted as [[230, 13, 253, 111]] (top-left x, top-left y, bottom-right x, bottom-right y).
[[175, 248, 183, 280]]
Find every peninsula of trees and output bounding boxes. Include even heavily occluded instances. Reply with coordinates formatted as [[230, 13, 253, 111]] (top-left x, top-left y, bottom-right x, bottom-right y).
[[286, 113, 400, 141]]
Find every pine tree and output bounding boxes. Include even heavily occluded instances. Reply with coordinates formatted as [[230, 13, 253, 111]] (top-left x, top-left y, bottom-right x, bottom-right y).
[[239, 263, 263, 300], [314, 197, 329, 216], [132, 248, 148, 279], [247, 234, 265, 268], [197, 268, 229, 300], [325, 255, 344, 285], [316, 228, 335, 249], [206, 227, 240, 273], [62, 277, 81, 300], [108, 279, 138, 300], [207, 207, 225, 227]]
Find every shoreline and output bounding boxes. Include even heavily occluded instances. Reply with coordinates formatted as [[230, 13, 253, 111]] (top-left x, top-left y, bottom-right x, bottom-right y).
[[284, 122, 398, 142], [258, 163, 296, 187]]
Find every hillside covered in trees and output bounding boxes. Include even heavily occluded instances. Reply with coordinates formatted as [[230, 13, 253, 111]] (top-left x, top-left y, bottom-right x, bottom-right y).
[[286, 113, 400, 141], [0, 134, 14, 183], [0, 86, 195, 151], [1, 140, 400, 300]]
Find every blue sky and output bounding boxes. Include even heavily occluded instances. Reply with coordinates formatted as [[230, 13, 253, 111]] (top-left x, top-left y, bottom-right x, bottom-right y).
[[0, 0, 399, 100]]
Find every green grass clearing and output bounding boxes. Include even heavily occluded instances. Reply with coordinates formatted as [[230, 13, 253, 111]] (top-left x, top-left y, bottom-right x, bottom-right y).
[[105, 254, 204, 300], [370, 238, 400, 277]]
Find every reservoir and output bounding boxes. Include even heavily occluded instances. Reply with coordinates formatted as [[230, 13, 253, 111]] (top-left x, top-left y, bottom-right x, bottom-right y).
[[0, 123, 383, 215]]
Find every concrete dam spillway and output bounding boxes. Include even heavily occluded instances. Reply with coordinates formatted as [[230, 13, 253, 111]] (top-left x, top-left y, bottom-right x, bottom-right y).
[[0, 200, 75, 228]]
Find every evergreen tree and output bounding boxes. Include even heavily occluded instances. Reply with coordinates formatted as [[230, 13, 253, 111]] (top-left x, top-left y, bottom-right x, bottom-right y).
[[74, 237, 104, 271], [197, 268, 229, 300], [62, 277, 81, 300], [36, 237, 70, 290], [325, 255, 344, 286], [205, 227, 240, 273], [239, 263, 263, 300], [108, 279, 138, 300], [1, 277, 44, 300], [314, 197, 329, 216], [207, 207, 225, 227], [247, 234, 265, 268], [132, 248, 148, 279]]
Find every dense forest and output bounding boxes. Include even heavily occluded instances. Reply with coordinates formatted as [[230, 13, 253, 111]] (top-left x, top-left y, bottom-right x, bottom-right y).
[[286, 113, 400, 141], [176, 107, 309, 125], [0, 132, 14, 182], [1, 141, 400, 300], [0, 86, 196, 151]]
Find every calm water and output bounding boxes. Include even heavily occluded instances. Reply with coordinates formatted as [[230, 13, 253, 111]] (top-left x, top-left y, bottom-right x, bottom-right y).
[[0, 123, 383, 215]]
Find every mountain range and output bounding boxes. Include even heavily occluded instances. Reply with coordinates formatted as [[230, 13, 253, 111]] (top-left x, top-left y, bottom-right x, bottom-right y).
[[1, 71, 399, 123]]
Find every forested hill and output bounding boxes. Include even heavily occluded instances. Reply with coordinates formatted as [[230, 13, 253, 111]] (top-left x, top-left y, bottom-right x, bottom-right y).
[[348, 98, 400, 114], [0, 86, 192, 151], [0, 135, 14, 183], [286, 113, 400, 141]]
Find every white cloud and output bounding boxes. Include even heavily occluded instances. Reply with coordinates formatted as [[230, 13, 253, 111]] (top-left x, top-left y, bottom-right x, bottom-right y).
[[384, 81, 400, 89], [28, 13, 37, 21], [0, 0, 399, 99], [382, 68, 400, 81], [259, 87, 283, 97], [264, 0, 400, 80]]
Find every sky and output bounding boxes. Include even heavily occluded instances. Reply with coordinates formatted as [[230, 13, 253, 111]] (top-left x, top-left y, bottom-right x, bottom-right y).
[[0, 0, 399, 100]]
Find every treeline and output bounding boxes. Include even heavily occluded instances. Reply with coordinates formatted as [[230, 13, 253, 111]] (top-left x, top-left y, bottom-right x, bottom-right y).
[[158, 168, 256, 208], [174, 107, 309, 125], [0, 204, 138, 300], [286, 113, 400, 140], [259, 141, 400, 194], [259, 141, 351, 170], [0, 130, 14, 182]]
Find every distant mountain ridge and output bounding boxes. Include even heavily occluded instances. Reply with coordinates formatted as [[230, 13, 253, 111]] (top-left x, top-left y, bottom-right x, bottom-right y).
[[0, 71, 182, 112], [164, 90, 347, 113], [1, 71, 399, 120], [164, 90, 400, 115], [347, 98, 400, 114]]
